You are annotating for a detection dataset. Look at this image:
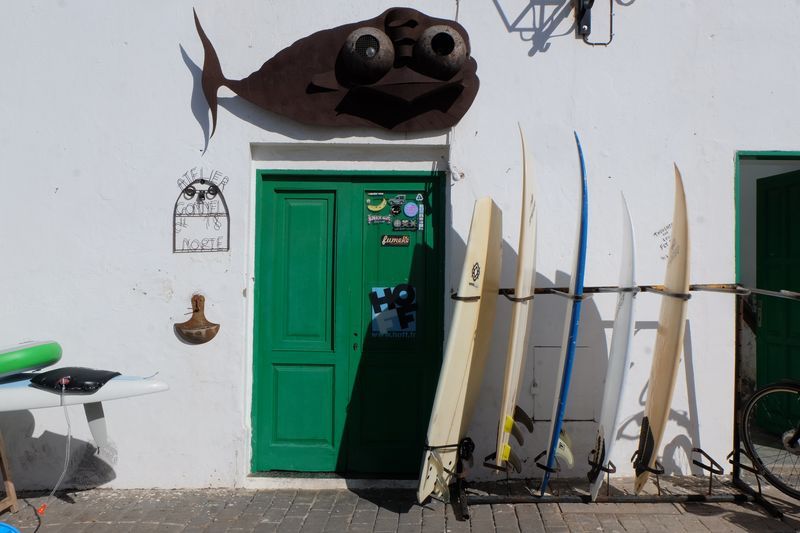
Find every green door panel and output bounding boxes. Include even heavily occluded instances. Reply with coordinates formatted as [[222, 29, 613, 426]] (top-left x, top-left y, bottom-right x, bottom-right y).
[[253, 173, 444, 474], [756, 170, 800, 432], [346, 184, 443, 474], [253, 185, 352, 471]]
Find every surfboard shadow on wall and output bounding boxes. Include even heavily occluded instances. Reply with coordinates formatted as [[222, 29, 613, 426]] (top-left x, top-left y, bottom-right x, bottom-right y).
[[614, 320, 704, 477], [0, 411, 116, 490]]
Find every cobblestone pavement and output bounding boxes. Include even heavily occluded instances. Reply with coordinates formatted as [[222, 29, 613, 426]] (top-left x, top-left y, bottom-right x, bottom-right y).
[[1, 477, 799, 532]]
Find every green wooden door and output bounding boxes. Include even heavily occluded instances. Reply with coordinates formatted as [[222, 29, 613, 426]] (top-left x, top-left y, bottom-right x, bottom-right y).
[[756, 170, 800, 431], [253, 172, 444, 474]]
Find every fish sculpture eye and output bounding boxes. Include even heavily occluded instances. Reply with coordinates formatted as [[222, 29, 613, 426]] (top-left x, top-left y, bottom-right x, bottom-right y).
[[413, 25, 467, 81], [338, 27, 395, 85]]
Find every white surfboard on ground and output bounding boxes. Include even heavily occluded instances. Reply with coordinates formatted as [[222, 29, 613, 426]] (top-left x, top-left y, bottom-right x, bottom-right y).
[[588, 193, 637, 500], [417, 197, 502, 503]]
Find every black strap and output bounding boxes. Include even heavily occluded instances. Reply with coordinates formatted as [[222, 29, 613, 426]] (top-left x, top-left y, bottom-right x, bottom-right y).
[[642, 286, 691, 301], [499, 288, 535, 302], [534, 450, 559, 474], [450, 293, 480, 302]]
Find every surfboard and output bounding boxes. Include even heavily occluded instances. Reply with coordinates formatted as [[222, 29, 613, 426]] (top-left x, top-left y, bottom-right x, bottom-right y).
[[588, 193, 637, 500], [633, 165, 690, 494], [539, 132, 588, 496], [492, 126, 537, 473], [417, 197, 502, 503], [0, 341, 62, 379], [0, 373, 168, 412], [0, 370, 168, 451]]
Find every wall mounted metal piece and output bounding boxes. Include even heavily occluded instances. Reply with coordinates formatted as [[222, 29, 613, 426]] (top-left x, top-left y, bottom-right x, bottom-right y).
[[174, 294, 220, 344], [193, 7, 479, 135], [173, 178, 230, 253], [576, 0, 594, 37]]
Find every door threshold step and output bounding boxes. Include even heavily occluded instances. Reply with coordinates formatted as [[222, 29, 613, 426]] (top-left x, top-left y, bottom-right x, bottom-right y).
[[244, 474, 416, 490]]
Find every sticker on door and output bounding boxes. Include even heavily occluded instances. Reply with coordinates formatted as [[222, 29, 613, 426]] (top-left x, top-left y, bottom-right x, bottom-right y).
[[369, 284, 417, 338]]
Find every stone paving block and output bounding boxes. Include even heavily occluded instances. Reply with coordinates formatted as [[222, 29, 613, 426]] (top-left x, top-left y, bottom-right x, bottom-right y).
[[285, 503, 312, 517], [351, 509, 378, 525], [253, 522, 279, 533], [515, 503, 545, 533], [374, 518, 400, 532], [262, 507, 289, 523], [616, 514, 647, 532], [293, 491, 318, 504], [271, 491, 298, 510], [322, 515, 350, 532], [397, 505, 422, 525], [396, 524, 422, 533], [277, 515, 305, 532]]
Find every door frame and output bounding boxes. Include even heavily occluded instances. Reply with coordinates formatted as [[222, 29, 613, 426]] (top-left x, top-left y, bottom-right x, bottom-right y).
[[733, 151, 800, 472], [250, 169, 447, 473]]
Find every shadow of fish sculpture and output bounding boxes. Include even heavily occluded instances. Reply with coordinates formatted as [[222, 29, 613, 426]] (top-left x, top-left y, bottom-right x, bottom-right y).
[[194, 7, 479, 135]]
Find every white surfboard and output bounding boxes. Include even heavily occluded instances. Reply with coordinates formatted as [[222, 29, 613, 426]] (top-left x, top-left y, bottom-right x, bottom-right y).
[[588, 193, 636, 500], [0, 374, 168, 412], [493, 127, 537, 472], [0, 372, 168, 451], [417, 197, 502, 503], [633, 165, 690, 493]]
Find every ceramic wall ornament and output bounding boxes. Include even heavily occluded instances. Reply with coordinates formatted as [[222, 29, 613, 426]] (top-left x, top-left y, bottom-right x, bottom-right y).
[[193, 7, 479, 135], [174, 294, 220, 345]]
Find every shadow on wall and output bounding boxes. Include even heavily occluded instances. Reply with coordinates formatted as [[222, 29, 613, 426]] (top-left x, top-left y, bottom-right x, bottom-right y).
[[0, 411, 116, 491], [616, 320, 703, 477], [492, 0, 638, 56]]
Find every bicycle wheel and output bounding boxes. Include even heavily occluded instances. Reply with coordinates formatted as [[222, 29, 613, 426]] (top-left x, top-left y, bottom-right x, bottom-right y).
[[741, 383, 800, 500]]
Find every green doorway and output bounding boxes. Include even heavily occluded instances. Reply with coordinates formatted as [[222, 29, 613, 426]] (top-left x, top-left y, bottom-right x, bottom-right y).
[[252, 171, 445, 474], [755, 170, 800, 431]]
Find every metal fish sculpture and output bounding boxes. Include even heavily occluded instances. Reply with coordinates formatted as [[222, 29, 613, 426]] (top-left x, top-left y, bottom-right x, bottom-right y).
[[193, 7, 479, 134]]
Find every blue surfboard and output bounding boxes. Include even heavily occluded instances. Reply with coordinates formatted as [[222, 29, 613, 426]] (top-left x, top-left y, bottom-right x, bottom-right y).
[[539, 132, 589, 496]]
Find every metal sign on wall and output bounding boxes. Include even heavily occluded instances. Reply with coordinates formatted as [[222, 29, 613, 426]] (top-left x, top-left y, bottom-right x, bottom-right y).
[[193, 7, 479, 137], [173, 177, 230, 253]]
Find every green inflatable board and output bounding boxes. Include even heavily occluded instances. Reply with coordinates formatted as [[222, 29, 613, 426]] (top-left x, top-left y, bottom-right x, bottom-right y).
[[0, 341, 62, 379]]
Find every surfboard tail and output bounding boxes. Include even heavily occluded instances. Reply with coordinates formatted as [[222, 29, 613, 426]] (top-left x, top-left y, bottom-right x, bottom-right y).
[[193, 9, 227, 137]]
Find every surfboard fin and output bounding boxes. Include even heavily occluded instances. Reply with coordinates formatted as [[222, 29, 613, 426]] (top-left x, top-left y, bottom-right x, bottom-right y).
[[507, 447, 523, 473], [513, 405, 534, 433], [556, 429, 574, 469], [84, 401, 109, 451], [506, 418, 525, 445]]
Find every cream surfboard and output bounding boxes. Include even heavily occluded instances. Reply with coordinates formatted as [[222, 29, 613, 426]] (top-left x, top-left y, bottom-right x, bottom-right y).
[[588, 193, 637, 500], [633, 166, 690, 493], [417, 197, 502, 503], [492, 127, 537, 473]]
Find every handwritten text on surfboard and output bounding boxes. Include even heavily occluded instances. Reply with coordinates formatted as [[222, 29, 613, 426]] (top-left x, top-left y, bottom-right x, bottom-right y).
[[369, 284, 417, 338]]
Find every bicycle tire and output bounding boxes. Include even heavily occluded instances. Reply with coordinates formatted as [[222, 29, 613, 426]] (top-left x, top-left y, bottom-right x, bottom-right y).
[[741, 382, 800, 500]]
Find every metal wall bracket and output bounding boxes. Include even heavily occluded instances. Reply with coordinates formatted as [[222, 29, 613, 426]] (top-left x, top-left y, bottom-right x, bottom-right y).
[[576, 0, 594, 37]]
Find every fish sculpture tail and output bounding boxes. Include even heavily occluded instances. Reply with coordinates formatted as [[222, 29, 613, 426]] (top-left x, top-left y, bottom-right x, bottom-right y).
[[193, 9, 226, 137]]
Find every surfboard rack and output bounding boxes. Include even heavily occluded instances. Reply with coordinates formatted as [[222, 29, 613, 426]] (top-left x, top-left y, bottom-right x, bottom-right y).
[[691, 447, 724, 495], [533, 450, 559, 474]]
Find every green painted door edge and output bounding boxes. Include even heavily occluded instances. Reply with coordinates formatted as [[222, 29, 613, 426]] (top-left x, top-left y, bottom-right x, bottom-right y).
[[734, 151, 800, 283]]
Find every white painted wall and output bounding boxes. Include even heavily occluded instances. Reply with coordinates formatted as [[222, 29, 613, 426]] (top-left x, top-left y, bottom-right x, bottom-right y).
[[1, 0, 797, 488]]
